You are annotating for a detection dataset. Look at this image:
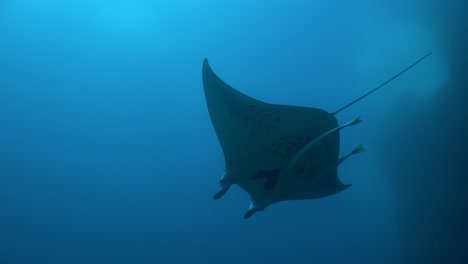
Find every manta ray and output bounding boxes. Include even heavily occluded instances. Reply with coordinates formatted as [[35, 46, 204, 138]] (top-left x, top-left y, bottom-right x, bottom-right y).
[[202, 52, 431, 219]]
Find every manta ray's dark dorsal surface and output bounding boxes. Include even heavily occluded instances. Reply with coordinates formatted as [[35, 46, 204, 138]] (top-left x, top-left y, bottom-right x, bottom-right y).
[[202, 53, 432, 219]]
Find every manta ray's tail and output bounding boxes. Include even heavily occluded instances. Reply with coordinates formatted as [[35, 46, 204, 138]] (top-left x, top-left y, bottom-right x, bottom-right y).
[[331, 52, 432, 116]]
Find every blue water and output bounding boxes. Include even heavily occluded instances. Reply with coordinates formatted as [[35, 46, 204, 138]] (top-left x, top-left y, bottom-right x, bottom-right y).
[[1, 1, 466, 263]]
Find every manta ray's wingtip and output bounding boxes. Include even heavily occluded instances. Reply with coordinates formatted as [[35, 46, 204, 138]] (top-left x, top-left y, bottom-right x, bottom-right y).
[[203, 58, 210, 68], [202, 58, 213, 77]]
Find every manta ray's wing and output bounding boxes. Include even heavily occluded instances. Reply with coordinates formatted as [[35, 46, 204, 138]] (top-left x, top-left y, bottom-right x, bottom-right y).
[[312, 170, 351, 198], [202, 59, 341, 208], [292, 151, 352, 200]]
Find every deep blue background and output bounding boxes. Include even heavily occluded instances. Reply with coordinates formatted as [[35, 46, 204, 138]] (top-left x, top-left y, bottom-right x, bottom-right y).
[[0, 1, 466, 263]]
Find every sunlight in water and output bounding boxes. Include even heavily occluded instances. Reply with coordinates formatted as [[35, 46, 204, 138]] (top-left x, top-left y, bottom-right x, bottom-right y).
[[92, 2, 158, 33]]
